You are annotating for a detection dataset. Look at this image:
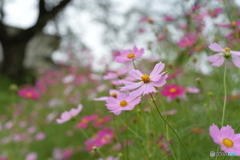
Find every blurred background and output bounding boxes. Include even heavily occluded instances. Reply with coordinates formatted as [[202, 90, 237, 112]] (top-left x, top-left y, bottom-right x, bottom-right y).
[[1, 0, 240, 159]]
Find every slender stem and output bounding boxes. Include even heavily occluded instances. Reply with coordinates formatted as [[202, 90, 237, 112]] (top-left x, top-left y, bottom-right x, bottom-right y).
[[221, 64, 227, 127], [125, 111, 129, 160], [132, 60, 137, 70], [149, 93, 191, 160]]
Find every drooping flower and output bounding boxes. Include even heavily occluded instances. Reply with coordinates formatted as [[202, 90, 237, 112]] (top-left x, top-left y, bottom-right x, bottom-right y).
[[56, 104, 83, 124], [18, 89, 40, 100], [156, 135, 173, 155], [105, 92, 141, 115], [209, 124, 240, 154], [75, 114, 98, 129], [207, 43, 240, 67], [161, 84, 185, 99], [115, 46, 145, 63], [120, 62, 168, 97], [94, 90, 120, 101]]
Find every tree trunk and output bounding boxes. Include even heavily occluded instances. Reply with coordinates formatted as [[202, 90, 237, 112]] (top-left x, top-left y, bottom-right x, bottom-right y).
[[0, 40, 28, 79]]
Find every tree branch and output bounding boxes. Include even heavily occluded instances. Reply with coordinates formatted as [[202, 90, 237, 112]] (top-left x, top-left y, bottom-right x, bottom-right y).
[[16, 0, 72, 41]]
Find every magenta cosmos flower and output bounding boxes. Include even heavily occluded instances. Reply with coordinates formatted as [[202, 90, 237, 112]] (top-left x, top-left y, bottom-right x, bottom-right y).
[[210, 124, 240, 154], [18, 89, 40, 100], [105, 92, 141, 115], [115, 46, 144, 63], [207, 43, 240, 67], [120, 62, 168, 97], [56, 104, 83, 124], [75, 114, 97, 129], [219, 21, 240, 27], [161, 84, 185, 99]]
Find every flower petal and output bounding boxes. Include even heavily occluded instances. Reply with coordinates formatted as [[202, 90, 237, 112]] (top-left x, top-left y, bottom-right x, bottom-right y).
[[232, 55, 240, 68], [209, 43, 224, 52], [150, 62, 165, 77], [129, 70, 143, 80]]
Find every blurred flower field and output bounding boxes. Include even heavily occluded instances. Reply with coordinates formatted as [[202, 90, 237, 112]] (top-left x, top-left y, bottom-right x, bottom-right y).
[[1, 1, 240, 160]]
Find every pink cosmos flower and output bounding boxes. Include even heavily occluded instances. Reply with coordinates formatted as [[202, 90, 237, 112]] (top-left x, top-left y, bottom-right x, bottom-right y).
[[56, 104, 83, 124], [207, 43, 240, 67], [178, 34, 197, 48], [94, 90, 120, 101], [164, 15, 174, 22], [103, 65, 131, 80], [209, 124, 240, 154], [25, 152, 37, 160], [139, 17, 154, 23], [219, 21, 240, 27], [18, 89, 40, 100], [209, 8, 222, 18], [115, 46, 145, 63], [185, 87, 200, 93], [161, 84, 185, 99], [105, 92, 141, 115], [85, 129, 114, 151], [161, 109, 178, 116], [75, 114, 98, 129], [93, 115, 112, 127], [120, 62, 168, 97], [156, 135, 173, 155], [35, 132, 46, 141]]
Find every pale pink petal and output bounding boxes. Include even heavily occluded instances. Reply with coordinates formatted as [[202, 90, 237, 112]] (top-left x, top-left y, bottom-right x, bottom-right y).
[[207, 53, 223, 62], [94, 97, 109, 101], [130, 85, 146, 97], [232, 55, 240, 68], [143, 84, 156, 95], [129, 70, 143, 80], [56, 119, 66, 124], [109, 89, 119, 95], [209, 43, 224, 52], [115, 56, 129, 63], [132, 45, 138, 53], [220, 125, 235, 138], [106, 104, 120, 110], [231, 51, 240, 56], [128, 97, 141, 106], [150, 62, 165, 77], [103, 73, 117, 80], [210, 124, 222, 144], [120, 82, 143, 91], [106, 97, 119, 104], [151, 75, 168, 87], [117, 92, 129, 100], [120, 50, 131, 56]]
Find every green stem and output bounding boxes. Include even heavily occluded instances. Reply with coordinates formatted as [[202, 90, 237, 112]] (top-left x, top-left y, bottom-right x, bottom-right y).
[[132, 60, 137, 70], [149, 93, 191, 160], [221, 64, 227, 127]]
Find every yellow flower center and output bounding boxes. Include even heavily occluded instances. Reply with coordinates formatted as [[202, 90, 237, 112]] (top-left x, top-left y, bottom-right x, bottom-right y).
[[127, 53, 135, 59], [157, 142, 163, 147], [120, 100, 128, 107], [111, 93, 117, 98], [81, 119, 88, 124], [222, 138, 233, 147], [147, 18, 154, 23], [231, 21, 236, 26], [26, 92, 32, 97], [195, 45, 201, 50], [141, 74, 150, 83], [169, 88, 177, 93], [97, 118, 103, 123], [224, 47, 231, 52], [224, 47, 231, 58]]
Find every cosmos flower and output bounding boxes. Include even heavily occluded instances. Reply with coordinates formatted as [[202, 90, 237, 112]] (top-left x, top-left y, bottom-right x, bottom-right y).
[[93, 115, 112, 127], [207, 43, 240, 67], [56, 104, 83, 124], [105, 92, 141, 115], [94, 90, 120, 101], [85, 129, 114, 151], [209, 124, 240, 154], [18, 89, 40, 100], [161, 84, 185, 99], [139, 17, 154, 23], [219, 21, 240, 27], [177, 34, 197, 48], [75, 114, 97, 129], [115, 46, 145, 63], [120, 62, 168, 97]]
